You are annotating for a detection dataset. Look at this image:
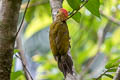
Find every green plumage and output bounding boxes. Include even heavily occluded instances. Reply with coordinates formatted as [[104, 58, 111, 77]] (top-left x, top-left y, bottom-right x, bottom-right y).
[[49, 8, 73, 77], [49, 20, 70, 56]]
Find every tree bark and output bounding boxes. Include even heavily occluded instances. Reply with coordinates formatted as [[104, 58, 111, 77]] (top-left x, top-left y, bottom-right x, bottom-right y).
[[49, 0, 63, 21], [0, 0, 22, 79]]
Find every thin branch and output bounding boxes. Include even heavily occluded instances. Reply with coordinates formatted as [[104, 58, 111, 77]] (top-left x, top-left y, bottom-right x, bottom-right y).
[[19, 0, 120, 27], [15, 54, 33, 80], [15, 0, 30, 39], [67, 0, 88, 20], [100, 11, 120, 26], [68, 10, 75, 16], [79, 10, 120, 79], [96, 70, 108, 80], [95, 68, 115, 80], [79, 11, 120, 80], [113, 65, 120, 80], [19, 0, 120, 26], [79, 21, 112, 80], [16, 35, 33, 80]]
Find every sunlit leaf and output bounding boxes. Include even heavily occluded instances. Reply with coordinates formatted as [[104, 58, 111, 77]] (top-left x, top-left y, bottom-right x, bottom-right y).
[[66, 0, 81, 10], [14, 49, 20, 54], [92, 78, 101, 80], [85, 0, 100, 17], [104, 74, 113, 79], [112, 28, 120, 45], [105, 58, 120, 69], [72, 12, 81, 23], [107, 68, 117, 72], [11, 71, 25, 80]]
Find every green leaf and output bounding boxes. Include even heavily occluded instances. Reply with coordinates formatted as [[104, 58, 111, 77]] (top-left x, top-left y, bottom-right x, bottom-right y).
[[92, 78, 96, 80], [105, 58, 120, 69], [85, 0, 100, 17], [25, 0, 37, 22], [72, 12, 81, 23], [107, 68, 117, 72], [25, 7, 35, 22], [104, 74, 113, 79], [92, 78, 101, 80], [66, 0, 81, 10], [14, 49, 20, 54], [11, 71, 24, 80], [105, 62, 118, 69]]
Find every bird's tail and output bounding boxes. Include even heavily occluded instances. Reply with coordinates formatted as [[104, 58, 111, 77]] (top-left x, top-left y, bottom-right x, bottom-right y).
[[57, 54, 73, 77]]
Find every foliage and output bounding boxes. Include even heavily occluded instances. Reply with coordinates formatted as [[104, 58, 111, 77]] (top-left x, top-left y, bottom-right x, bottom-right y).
[[11, 71, 26, 80], [66, 0, 81, 10], [105, 58, 120, 69], [11, 0, 120, 80], [14, 49, 20, 54], [85, 0, 100, 17], [72, 12, 81, 23]]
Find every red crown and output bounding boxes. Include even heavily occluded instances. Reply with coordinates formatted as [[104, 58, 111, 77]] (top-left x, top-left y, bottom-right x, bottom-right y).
[[59, 8, 68, 17]]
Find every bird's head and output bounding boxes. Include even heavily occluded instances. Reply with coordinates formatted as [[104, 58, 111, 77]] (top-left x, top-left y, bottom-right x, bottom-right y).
[[56, 8, 68, 21]]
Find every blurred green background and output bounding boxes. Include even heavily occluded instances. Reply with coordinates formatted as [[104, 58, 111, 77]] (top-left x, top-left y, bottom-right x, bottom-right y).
[[11, 0, 120, 80]]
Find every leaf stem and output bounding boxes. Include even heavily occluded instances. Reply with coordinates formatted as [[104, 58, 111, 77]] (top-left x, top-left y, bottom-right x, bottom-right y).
[[67, 0, 88, 20]]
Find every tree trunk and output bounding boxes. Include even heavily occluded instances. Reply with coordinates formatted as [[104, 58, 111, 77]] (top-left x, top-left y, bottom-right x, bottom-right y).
[[0, 0, 22, 79]]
